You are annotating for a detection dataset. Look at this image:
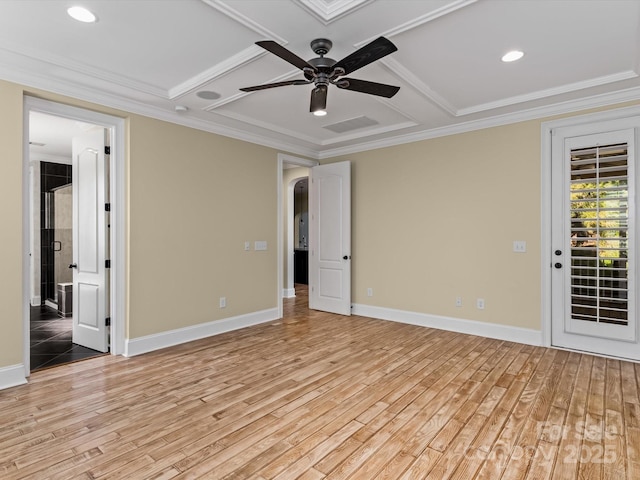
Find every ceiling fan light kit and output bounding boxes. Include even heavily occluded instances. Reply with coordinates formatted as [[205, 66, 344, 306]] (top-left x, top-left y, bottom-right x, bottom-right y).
[[310, 85, 328, 116], [240, 36, 400, 115]]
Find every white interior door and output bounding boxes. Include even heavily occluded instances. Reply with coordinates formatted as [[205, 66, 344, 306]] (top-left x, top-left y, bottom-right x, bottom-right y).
[[309, 161, 351, 315], [551, 126, 639, 359], [71, 128, 108, 352]]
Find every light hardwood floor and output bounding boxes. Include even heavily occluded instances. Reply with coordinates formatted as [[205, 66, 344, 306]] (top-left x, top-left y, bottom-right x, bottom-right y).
[[1, 286, 639, 479]]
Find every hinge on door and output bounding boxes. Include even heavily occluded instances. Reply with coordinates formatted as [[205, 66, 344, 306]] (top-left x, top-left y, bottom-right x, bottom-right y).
[[105, 260, 111, 269], [105, 146, 111, 155], [105, 203, 111, 212], [105, 317, 111, 326]]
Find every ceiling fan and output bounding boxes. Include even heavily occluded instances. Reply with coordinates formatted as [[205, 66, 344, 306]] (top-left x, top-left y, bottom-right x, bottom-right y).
[[240, 37, 400, 116]]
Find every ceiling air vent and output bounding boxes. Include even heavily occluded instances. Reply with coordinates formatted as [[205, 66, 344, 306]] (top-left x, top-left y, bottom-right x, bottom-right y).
[[322, 116, 379, 133]]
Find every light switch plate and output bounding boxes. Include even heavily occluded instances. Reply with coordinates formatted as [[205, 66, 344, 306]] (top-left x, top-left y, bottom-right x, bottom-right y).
[[255, 240, 267, 251], [513, 240, 526, 253]]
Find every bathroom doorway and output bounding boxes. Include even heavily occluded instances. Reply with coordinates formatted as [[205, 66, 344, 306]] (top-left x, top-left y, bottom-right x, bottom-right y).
[[28, 111, 107, 370]]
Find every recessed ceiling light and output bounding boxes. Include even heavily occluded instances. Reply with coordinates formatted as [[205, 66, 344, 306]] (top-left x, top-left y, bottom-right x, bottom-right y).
[[67, 6, 97, 23], [313, 110, 327, 117], [502, 50, 524, 63], [196, 91, 221, 100]]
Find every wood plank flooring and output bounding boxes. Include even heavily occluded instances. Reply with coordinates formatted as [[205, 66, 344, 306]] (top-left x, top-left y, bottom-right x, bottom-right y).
[[1, 285, 639, 479]]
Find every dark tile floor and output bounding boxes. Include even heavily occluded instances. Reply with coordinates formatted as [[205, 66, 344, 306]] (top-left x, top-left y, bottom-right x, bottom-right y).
[[30, 305, 104, 371]]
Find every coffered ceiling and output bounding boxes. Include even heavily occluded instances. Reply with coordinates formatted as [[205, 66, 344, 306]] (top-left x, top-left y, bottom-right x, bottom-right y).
[[2, 0, 640, 159]]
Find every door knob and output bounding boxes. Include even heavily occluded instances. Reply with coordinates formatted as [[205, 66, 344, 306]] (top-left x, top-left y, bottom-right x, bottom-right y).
[[69, 263, 78, 269], [554, 250, 562, 256], [343, 255, 350, 260], [554, 262, 562, 269]]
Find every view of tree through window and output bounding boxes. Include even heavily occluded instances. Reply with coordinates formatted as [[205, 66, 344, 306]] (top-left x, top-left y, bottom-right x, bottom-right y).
[[569, 143, 629, 325]]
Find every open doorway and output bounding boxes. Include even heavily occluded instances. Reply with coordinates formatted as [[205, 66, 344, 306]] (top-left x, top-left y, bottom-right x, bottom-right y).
[[28, 111, 107, 370], [293, 178, 309, 286], [277, 154, 318, 317], [24, 97, 126, 376], [277, 154, 352, 317]]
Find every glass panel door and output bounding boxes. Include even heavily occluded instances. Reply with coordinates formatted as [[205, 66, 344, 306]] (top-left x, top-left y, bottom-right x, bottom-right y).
[[551, 127, 638, 359]]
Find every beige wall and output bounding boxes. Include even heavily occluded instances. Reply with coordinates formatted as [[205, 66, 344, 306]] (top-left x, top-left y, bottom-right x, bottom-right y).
[[0, 80, 24, 366], [324, 104, 633, 329], [327, 121, 545, 330], [128, 115, 278, 337], [0, 79, 280, 369]]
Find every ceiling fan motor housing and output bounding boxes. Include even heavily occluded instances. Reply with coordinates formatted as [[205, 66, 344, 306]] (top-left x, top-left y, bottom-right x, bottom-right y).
[[310, 38, 332, 56]]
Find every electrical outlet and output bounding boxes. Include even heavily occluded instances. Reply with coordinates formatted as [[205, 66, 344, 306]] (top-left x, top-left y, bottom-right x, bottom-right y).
[[455, 296, 462, 307], [244, 241, 250, 251], [367, 288, 373, 297], [477, 298, 485, 310], [219, 297, 226, 308]]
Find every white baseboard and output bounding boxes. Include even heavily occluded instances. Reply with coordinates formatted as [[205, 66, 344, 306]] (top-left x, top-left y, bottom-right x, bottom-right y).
[[125, 308, 280, 357], [282, 288, 296, 298], [352, 304, 542, 347], [0, 364, 27, 391], [44, 299, 57, 310], [31, 295, 41, 307]]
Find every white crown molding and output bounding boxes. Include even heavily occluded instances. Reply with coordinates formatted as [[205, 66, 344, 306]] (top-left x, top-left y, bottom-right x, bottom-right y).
[[4, 50, 640, 164], [205, 68, 302, 109], [352, 304, 542, 347], [278, 153, 318, 167], [0, 44, 167, 99], [296, 0, 373, 25], [0, 364, 27, 391], [318, 85, 640, 159], [0, 64, 320, 159], [356, 0, 477, 47], [211, 109, 322, 145], [320, 121, 417, 146], [457, 70, 639, 116], [214, 100, 417, 147], [381, 57, 457, 116], [376, 96, 422, 124], [201, 0, 287, 43], [169, 45, 268, 99], [172, 0, 291, 100], [125, 308, 279, 357], [344, 0, 475, 118]]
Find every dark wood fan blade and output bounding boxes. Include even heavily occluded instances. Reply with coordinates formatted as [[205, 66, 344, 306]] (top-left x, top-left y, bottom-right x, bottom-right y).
[[332, 37, 397, 76], [256, 41, 317, 72], [337, 78, 400, 98], [240, 79, 311, 92]]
